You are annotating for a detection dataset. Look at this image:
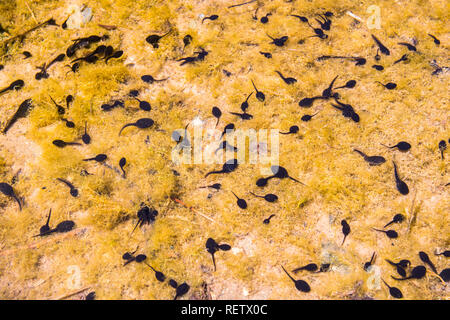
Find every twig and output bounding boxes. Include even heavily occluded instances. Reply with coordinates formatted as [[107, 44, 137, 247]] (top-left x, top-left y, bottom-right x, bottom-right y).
[[406, 189, 417, 234], [228, 0, 257, 9], [171, 198, 216, 223], [0, 227, 88, 256], [54, 286, 90, 300], [24, 1, 38, 24]]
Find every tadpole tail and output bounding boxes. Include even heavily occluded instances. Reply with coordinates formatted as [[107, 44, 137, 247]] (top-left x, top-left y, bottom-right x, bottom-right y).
[[131, 219, 141, 234], [215, 118, 220, 128], [119, 123, 135, 136], [123, 259, 135, 266], [281, 265, 295, 283], [353, 149, 366, 158], [250, 79, 258, 91], [383, 220, 394, 228], [211, 253, 216, 271], [35, 228, 57, 237], [391, 275, 411, 281], [292, 266, 304, 273], [2, 118, 17, 134], [46, 209, 52, 226], [144, 262, 156, 273], [341, 235, 347, 246], [289, 176, 306, 186], [205, 170, 223, 178], [13, 195, 21, 210]]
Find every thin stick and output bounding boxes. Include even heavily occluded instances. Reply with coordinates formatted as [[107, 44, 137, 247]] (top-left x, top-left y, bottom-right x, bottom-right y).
[[0, 227, 88, 256], [2, 18, 54, 45], [24, 1, 38, 24], [406, 189, 417, 234], [54, 286, 90, 300], [228, 0, 257, 9], [171, 198, 216, 223]]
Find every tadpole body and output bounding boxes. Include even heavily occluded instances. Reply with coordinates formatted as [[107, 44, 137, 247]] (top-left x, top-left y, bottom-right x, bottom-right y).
[[0, 182, 22, 210], [119, 118, 154, 136]]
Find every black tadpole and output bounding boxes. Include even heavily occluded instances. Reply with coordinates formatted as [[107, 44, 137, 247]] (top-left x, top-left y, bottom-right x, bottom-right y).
[[56, 178, 79, 197], [384, 214, 405, 228], [240, 92, 253, 112], [205, 159, 239, 177], [249, 192, 278, 202], [263, 214, 275, 224], [202, 15, 219, 23], [173, 282, 190, 300], [381, 141, 411, 152], [281, 265, 311, 293], [212, 106, 222, 127], [341, 220, 350, 245], [146, 30, 172, 48], [206, 238, 231, 271], [392, 161, 409, 195], [364, 252, 377, 271], [0, 182, 22, 210], [353, 149, 386, 166], [251, 80, 265, 101], [371, 34, 390, 55], [144, 263, 166, 282], [119, 157, 127, 178], [373, 228, 398, 239], [119, 118, 154, 136], [82, 122, 91, 144], [0, 79, 25, 96], [3, 99, 33, 134], [280, 125, 299, 134], [275, 71, 297, 85], [52, 140, 81, 148], [376, 81, 396, 90], [38, 209, 52, 236], [267, 34, 288, 47], [292, 263, 318, 273], [392, 265, 426, 280], [83, 154, 107, 163], [419, 251, 437, 274], [382, 279, 403, 299], [231, 191, 247, 209]]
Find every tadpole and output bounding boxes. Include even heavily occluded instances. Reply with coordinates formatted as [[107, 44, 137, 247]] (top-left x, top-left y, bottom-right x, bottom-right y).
[[382, 279, 403, 299], [56, 178, 78, 197], [249, 192, 278, 202], [381, 141, 411, 152], [372, 228, 398, 239], [119, 118, 154, 136], [231, 191, 247, 209], [0, 182, 22, 210], [353, 149, 386, 166], [392, 161, 409, 195], [292, 263, 318, 273], [146, 30, 172, 48], [205, 159, 238, 177], [251, 80, 265, 101], [384, 214, 405, 228], [206, 238, 231, 271], [281, 265, 311, 293]]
